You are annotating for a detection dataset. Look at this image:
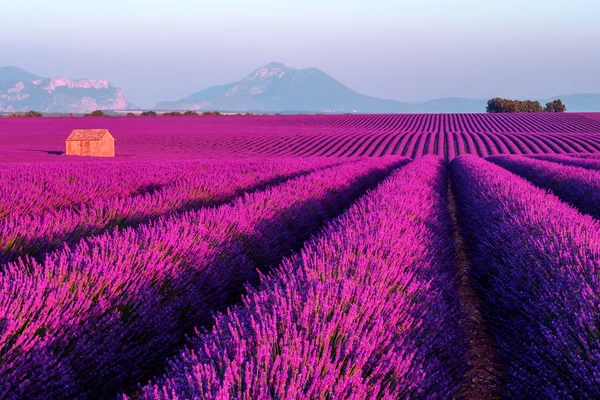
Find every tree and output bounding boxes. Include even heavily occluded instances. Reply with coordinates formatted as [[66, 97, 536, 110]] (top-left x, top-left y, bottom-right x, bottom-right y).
[[544, 99, 566, 113], [84, 110, 109, 117], [184, 110, 199, 116], [521, 100, 543, 113], [126, 112, 136, 117], [140, 111, 158, 116], [486, 98, 542, 113], [486, 98, 505, 113]]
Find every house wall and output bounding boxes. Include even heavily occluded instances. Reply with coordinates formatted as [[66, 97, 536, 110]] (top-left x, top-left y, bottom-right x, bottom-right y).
[[66, 137, 114, 157], [100, 134, 115, 157], [65, 141, 82, 156]]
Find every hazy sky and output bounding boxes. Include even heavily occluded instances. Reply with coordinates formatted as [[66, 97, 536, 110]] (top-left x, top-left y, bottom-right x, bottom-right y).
[[1, 0, 599, 107]]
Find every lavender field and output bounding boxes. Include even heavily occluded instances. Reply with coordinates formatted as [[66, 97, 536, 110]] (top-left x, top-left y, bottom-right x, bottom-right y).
[[1, 114, 600, 399]]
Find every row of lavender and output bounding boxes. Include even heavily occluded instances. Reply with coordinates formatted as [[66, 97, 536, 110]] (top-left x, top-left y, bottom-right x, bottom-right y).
[[453, 155, 600, 398], [0, 158, 357, 218], [0, 160, 223, 217], [0, 158, 343, 264], [0, 157, 405, 398], [488, 154, 600, 217], [127, 156, 469, 399]]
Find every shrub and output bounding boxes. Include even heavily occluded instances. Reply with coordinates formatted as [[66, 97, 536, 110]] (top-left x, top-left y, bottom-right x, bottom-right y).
[[140, 111, 158, 116], [162, 112, 183, 116], [202, 111, 221, 116], [184, 110, 199, 116]]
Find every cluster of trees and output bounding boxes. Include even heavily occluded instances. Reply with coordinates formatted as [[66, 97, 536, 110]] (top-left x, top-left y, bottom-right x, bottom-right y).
[[162, 111, 200, 116], [84, 110, 109, 117], [486, 98, 566, 113], [2, 109, 227, 118], [122, 110, 209, 117], [102, 110, 218, 117], [7, 111, 43, 118]]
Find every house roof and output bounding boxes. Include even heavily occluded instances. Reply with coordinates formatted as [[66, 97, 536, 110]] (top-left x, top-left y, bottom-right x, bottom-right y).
[[66, 129, 113, 141]]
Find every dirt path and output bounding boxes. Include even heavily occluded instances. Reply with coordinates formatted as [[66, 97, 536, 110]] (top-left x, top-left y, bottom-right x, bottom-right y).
[[448, 181, 504, 399]]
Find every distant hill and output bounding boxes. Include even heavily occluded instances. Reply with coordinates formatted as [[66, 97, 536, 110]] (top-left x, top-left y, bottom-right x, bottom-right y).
[[0, 66, 42, 84], [155, 62, 600, 113], [403, 98, 489, 113], [0, 66, 133, 113], [540, 94, 600, 112], [413, 95, 600, 114]]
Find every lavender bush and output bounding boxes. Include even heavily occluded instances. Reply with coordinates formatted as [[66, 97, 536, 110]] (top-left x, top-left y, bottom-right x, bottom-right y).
[[488, 154, 600, 218]]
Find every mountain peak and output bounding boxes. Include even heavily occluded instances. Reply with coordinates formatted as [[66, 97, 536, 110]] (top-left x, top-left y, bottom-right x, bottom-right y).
[[244, 62, 291, 82], [262, 62, 289, 70]]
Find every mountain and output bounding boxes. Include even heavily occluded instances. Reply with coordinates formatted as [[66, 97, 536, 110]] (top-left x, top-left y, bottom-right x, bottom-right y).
[[155, 62, 413, 113], [155, 62, 600, 113], [0, 66, 132, 113], [4, 63, 599, 114]]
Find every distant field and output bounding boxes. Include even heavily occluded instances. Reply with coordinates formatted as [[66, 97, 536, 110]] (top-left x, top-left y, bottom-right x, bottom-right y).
[[1, 113, 600, 161], [576, 112, 600, 122]]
